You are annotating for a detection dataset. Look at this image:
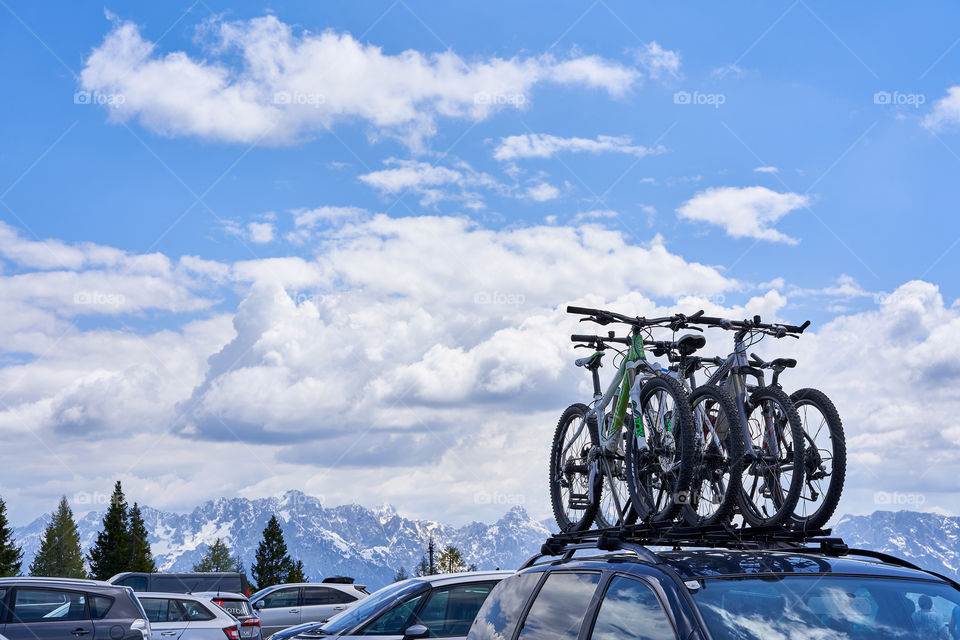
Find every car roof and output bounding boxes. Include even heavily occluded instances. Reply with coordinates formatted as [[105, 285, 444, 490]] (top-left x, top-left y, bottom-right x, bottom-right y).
[[192, 591, 248, 599], [523, 548, 953, 583], [409, 570, 513, 587], [0, 577, 117, 588], [137, 591, 215, 599]]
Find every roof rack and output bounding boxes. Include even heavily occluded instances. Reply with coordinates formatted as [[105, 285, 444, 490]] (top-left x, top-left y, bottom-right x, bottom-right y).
[[522, 523, 848, 569]]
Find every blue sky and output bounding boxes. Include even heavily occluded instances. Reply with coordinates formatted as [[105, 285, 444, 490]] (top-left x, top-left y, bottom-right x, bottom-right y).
[[2, 1, 960, 525]]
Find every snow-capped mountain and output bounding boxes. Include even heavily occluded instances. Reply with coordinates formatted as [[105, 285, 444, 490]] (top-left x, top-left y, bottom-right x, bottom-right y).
[[833, 510, 960, 581], [14, 491, 551, 588]]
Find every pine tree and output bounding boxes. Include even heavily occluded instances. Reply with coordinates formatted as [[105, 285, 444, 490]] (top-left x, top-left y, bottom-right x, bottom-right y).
[[128, 503, 155, 572], [30, 497, 86, 578], [393, 567, 409, 582], [414, 556, 431, 577], [287, 559, 307, 583], [87, 481, 130, 580], [252, 516, 294, 589], [194, 538, 243, 572], [0, 497, 23, 576], [435, 545, 465, 574]]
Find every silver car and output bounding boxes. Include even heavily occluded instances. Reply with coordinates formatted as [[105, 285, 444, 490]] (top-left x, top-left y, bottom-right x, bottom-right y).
[[138, 592, 242, 640], [275, 572, 511, 640], [250, 583, 368, 637]]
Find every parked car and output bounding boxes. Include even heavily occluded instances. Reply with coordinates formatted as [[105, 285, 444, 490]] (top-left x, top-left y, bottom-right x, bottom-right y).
[[268, 571, 511, 640], [137, 592, 242, 640], [110, 572, 250, 596], [0, 576, 151, 640], [250, 582, 369, 636], [467, 531, 960, 640], [195, 592, 262, 640]]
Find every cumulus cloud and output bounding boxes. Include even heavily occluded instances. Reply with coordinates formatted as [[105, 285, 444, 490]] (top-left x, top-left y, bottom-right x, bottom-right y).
[[676, 185, 809, 244], [358, 159, 500, 207], [524, 182, 560, 201], [923, 86, 960, 131], [80, 14, 644, 147], [493, 133, 664, 161]]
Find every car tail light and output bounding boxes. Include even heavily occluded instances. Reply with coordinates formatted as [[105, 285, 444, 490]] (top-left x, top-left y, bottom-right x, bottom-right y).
[[223, 626, 240, 639], [241, 617, 261, 627]]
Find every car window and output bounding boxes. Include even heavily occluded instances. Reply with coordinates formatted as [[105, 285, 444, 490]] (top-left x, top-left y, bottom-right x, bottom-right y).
[[141, 598, 169, 623], [468, 573, 541, 640], [359, 593, 425, 635], [88, 594, 114, 619], [303, 587, 341, 606], [261, 587, 301, 609], [119, 576, 148, 592], [12, 588, 87, 622], [515, 573, 601, 640], [588, 576, 676, 640], [214, 598, 252, 618], [179, 599, 215, 621], [417, 582, 495, 637]]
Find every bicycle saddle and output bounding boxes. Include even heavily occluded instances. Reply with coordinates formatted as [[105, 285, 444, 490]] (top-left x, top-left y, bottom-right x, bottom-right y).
[[676, 333, 707, 355], [575, 352, 604, 369], [771, 357, 797, 369]]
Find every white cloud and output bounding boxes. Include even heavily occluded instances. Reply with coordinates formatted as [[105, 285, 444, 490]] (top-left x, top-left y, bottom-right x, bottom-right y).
[[248, 222, 275, 243], [80, 15, 644, 147], [676, 185, 809, 244], [753, 166, 779, 174], [494, 133, 664, 161], [358, 159, 500, 207], [923, 86, 960, 131], [524, 182, 560, 202], [635, 42, 681, 80]]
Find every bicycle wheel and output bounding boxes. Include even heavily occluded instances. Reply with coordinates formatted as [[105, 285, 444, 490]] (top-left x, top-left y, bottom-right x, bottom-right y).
[[549, 403, 601, 532], [682, 385, 745, 527], [625, 374, 695, 523], [789, 388, 846, 531], [737, 386, 805, 527]]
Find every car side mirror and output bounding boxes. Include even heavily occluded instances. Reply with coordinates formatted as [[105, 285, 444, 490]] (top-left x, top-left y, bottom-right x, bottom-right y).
[[253, 601, 264, 610], [404, 624, 429, 640]]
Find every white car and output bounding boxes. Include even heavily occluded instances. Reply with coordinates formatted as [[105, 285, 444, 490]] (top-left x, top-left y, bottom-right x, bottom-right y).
[[194, 592, 262, 640], [138, 592, 242, 640], [250, 582, 368, 637]]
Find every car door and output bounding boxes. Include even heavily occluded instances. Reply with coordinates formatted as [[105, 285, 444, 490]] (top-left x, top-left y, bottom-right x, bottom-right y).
[[141, 597, 189, 640], [352, 589, 428, 640], [4, 587, 95, 640], [254, 587, 301, 636]]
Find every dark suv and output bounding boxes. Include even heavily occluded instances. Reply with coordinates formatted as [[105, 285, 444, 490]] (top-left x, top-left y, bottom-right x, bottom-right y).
[[467, 528, 960, 640], [0, 577, 150, 640]]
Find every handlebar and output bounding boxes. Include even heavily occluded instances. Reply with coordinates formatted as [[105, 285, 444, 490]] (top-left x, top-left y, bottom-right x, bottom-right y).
[[566, 306, 705, 330], [692, 314, 810, 335], [570, 334, 631, 346]]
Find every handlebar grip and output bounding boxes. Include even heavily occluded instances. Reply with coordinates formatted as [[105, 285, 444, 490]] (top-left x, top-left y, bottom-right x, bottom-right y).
[[696, 316, 725, 325], [750, 353, 765, 366], [571, 334, 599, 343], [567, 305, 603, 316], [688, 309, 705, 320]]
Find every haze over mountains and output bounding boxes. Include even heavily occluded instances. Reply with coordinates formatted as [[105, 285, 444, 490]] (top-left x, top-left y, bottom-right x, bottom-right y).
[[13, 491, 958, 589]]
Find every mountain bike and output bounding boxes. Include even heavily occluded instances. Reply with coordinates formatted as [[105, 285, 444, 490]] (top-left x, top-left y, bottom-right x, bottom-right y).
[[549, 306, 698, 532], [686, 315, 809, 527], [747, 353, 846, 530], [646, 334, 745, 527]]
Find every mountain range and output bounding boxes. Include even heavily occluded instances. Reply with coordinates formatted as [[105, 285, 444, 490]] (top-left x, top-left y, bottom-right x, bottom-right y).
[[13, 492, 959, 589]]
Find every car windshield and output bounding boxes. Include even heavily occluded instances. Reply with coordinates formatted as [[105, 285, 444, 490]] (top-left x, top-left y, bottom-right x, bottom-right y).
[[320, 580, 425, 635], [691, 575, 960, 639]]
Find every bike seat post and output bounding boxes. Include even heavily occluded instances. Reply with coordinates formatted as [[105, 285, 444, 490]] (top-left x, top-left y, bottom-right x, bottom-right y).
[[591, 367, 602, 399]]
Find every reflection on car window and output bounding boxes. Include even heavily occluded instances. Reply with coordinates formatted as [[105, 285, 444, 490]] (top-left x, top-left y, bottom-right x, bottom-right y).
[[515, 573, 600, 640], [140, 598, 169, 623], [322, 581, 425, 635], [693, 576, 960, 640], [589, 576, 675, 640], [89, 595, 114, 619], [179, 599, 215, 621], [468, 573, 541, 640], [417, 583, 495, 637], [262, 588, 300, 609], [12, 589, 87, 622], [360, 593, 425, 635]]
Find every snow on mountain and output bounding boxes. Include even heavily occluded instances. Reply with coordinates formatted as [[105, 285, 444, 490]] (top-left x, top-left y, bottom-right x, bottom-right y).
[[14, 491, 551, 588], [833, 510, 960, 581]]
